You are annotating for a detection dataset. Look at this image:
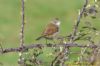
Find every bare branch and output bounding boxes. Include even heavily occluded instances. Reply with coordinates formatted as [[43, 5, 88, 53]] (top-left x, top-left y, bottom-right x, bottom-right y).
[[0, 43, 98, 54], [20, 0, 25, 47], [19, 0, 25, 66]]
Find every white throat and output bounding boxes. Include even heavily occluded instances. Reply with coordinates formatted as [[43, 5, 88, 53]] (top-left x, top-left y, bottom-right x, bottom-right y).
[[56, 21, 60, 26]]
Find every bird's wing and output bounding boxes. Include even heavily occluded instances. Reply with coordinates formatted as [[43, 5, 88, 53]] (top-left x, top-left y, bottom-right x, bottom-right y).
[[42, 23, 59, 36]]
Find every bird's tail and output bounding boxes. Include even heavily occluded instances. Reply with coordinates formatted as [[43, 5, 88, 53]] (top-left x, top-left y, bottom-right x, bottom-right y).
[[36, 36, 44, 40]]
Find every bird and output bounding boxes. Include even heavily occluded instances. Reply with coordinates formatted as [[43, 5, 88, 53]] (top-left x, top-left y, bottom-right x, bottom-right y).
[[36, 18, 61, 41]]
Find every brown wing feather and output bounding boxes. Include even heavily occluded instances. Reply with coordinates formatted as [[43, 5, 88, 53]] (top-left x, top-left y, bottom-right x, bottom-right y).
[[42, 23, 58, 36]]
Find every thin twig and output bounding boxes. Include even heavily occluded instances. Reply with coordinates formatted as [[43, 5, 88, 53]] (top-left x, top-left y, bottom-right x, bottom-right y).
[[70, 0, 88, 43], [20, 0, 25, 47]]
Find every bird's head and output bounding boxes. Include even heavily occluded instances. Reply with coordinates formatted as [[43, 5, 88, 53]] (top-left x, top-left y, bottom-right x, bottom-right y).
[[51, 18, 61, 26]]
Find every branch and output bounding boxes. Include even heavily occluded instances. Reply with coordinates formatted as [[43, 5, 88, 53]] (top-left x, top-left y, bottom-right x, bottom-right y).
[[0, 43, 98, 54], [20, 0, 25, 47], [70, 0, 88, 42], [18, 0, 25, 65]]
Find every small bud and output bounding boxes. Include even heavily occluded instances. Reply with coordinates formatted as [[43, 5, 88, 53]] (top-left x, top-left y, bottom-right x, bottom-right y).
[[19, 52, 22, 56], [22, 58, 24, 60], [78, 10, 81, 15], [19, 33, 22, 36], [87, 44, 90, 46], [63, 40, 67, 44], [32, 56, 34, 59], [86, 4, 91, 8], [60, 47, 63, 52]]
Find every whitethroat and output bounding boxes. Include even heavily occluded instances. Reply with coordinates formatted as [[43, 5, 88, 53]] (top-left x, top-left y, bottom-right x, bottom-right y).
[[36, 18, 61, 41]]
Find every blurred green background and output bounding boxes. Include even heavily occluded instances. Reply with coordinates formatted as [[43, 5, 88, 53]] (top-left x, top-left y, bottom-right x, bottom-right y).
[[0, 0, 100, 66]]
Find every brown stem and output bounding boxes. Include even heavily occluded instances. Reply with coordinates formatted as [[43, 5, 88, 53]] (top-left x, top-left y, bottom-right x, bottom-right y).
[[0, 43, 98, 54], [20, 0, 25, 47], [19, 0, 25, 66]]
